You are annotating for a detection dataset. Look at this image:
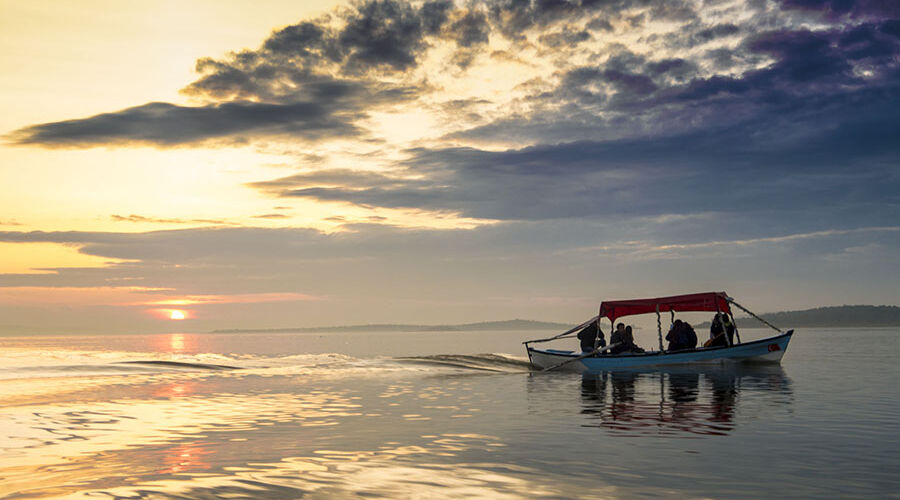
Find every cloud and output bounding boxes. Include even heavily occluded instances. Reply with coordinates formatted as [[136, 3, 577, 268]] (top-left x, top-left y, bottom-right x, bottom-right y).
[[778, 0, 900, 20], [448, 13, 900, 150], [226, 4, 900, 227], [183, 1, 454, 101], [338, 0, 443, 72], [111, 214, 238, 226], [690, 23, 741, 46], [7, 1, 900, 231], [6, 0, 710, 148], [9, 100, 367, 147], [562, 226, 900, 261], [251, 95, 900, 222]]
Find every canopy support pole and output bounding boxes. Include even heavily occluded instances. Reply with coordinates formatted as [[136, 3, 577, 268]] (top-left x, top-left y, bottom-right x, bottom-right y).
[[727, 298, 783, 334], [656, 304, 663, 352], [728, 310, 742, 344]]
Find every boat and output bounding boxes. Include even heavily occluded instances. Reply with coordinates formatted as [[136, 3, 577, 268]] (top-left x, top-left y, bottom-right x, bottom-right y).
[[525, 292, 793, 372]]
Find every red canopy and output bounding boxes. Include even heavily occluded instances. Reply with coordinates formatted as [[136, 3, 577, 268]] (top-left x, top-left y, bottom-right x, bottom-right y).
[[599, 292, 731, 322]]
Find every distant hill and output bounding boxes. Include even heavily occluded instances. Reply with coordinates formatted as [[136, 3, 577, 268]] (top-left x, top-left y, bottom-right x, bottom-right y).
[[749, 305, 900, 327], [212, 318, 571, 334], [701, 305, 900, 328]]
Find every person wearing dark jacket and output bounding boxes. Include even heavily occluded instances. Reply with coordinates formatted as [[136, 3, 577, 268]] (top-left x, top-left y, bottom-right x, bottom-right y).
[[609, 323, 628, 352], [610, 323, 626, 354], [683, 322, 698, 349], [666, 320, 684, 351], [577, 320, 606, 353], [666, 320, 698, 351], [612, 325, 644, 354], [722, 314, 736, 345], [707, 313, 728, 347]]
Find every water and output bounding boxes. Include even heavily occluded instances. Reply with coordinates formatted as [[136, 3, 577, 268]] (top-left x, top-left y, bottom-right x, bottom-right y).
[[1, 328, 898, 499]]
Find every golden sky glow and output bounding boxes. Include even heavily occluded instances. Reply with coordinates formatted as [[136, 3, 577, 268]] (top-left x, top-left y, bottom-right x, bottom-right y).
[[0, 243, 130, 274]]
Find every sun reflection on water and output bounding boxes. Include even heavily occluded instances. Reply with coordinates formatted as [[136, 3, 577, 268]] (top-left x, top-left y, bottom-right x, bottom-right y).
[[152, 381, 195, 399], [152, 333, 197, 353], [161, 443, 213, 475]]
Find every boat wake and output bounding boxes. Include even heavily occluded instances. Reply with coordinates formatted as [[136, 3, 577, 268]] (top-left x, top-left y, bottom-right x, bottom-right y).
[[0, 352, 530, 381], [116, 360, 241, 370], [394, 354, 531, 373]]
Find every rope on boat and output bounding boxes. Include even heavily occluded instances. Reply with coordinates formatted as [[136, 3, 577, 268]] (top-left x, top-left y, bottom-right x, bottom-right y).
[[727, 298, 784, 334], [523, 315, 599, 345]]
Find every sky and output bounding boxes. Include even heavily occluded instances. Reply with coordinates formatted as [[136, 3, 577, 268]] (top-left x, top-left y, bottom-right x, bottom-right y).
[[1, 0, 898, 334]]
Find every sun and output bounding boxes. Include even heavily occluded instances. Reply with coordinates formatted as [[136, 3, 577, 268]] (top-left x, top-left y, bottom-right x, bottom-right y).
[[170, 310, 186, 320]]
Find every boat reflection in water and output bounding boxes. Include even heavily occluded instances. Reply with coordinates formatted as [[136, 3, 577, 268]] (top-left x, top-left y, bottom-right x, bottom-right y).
[[579, 366, 792, 437]]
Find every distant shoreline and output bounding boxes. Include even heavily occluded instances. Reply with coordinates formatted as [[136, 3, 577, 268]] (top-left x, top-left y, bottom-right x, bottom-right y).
[[700, 305, 900, 329], [213, 305, 900, 334], [5, 306, 898, 337]]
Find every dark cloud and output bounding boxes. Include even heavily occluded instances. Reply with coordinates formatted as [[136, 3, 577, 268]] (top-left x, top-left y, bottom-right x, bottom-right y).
[[538, 26, 592, 48], [705, 47, 742, 70], [250, 96, 900, 222], [602, 69, 658, 98], [778, 0, 900, 20], [9, 101, 365, 147], [6, 0, 712, 148], [586, 17, 614, 32], [8, 72, 431, 146], [183, 0, 457, 102], [456, 14, 900, 144], [421, 0, 455, 34], [881, 19, 900, 37], [690, 23, 740, 46], [747, 29, 855, 84], [339, 0, 433, 72], [485, 0, 697, 39], [260, 22, 342, 64], [247, 10, 900, 223], [184, 0, 677, 97], [449, 9, 491, 47], [8, 0, 900, 224]]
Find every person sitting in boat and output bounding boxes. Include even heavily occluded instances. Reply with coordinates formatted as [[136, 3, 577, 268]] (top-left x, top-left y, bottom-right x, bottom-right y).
[[609, 323, 625, 354], [706, 313, 728, 347], [722, 314, 736, 344], [625, 325, 644, 352], [610, 323, 627, 354], [610, 324, 644, 354], [622, 325, 645, 353], [683, 321, 698, 349], [666, 320, 697, 351], [577, 320, 606, 353], [666, 320, 685, 350]]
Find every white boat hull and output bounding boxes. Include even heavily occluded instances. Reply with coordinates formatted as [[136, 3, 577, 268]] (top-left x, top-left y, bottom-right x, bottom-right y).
[[528, 330, 793, 372]]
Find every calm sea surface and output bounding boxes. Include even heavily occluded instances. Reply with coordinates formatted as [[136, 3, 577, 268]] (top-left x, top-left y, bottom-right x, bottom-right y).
[[1, 327, 898, 499]]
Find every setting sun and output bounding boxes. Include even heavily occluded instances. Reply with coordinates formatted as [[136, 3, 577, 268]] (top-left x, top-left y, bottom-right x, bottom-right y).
[[170, 310, 186, 320]]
